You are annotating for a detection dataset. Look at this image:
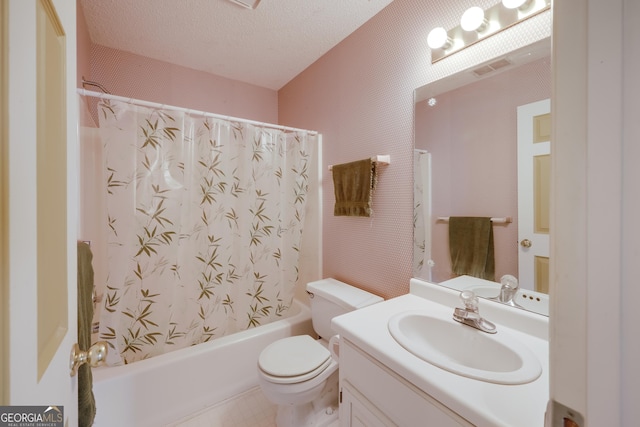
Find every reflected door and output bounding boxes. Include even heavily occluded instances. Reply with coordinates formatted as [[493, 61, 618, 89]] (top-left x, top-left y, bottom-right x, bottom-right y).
[[517, 99, 551, 292]]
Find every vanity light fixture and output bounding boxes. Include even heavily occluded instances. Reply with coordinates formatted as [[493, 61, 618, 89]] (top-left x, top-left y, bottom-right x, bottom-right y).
[[427, 0, 550, 63], [502, 0, 534, 10], [460, 7, 489, 32], [427, 27, 452, 50]]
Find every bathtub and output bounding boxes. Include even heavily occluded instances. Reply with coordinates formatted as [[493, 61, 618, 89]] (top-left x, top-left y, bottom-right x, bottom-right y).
[[91, 300, 314, 427]]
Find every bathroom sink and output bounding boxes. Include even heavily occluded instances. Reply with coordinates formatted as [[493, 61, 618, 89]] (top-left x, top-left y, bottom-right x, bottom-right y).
[[387, 310, 542, 385]]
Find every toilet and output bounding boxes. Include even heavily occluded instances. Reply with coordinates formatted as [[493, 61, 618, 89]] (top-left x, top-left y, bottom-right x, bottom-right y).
[[257, 278, 383, 427]]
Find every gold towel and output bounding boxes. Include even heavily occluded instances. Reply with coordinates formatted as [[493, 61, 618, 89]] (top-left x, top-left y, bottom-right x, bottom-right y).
[[332, 158, 377, 217], [77, 242, 96, 427], [448, 217, 495, 281]]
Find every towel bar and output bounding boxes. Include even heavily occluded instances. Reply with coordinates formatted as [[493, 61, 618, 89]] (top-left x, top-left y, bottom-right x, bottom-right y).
[[328, 155, 390, 171], [437, 216, 512, 224]]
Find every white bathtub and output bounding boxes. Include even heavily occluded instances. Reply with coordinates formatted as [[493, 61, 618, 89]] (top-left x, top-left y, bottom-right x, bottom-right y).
[[92, 300, 314, 427]]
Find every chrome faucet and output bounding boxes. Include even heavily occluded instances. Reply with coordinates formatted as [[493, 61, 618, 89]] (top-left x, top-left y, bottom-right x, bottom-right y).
[[489, 274, 524, 309], [453, 290, 497, 334]]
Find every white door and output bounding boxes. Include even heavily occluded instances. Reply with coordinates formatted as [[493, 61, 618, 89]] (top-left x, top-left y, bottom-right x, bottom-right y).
[[2, 0, 78, 423], [517, 99, 551, 293]]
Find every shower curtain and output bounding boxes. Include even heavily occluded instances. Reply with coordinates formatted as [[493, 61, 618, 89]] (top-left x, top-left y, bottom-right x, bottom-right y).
[[413, 149, 433, 281], [88, 96, 317, 365]]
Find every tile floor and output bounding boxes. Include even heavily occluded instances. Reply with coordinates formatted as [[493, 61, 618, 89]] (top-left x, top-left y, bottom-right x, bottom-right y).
[[167, 387, 277, 427], [167, 387, 340, 427]]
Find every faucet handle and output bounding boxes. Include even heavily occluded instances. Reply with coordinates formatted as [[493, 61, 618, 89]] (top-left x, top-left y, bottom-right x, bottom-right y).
[[500, 274, 519, 291], [460, 290, 479, 311]]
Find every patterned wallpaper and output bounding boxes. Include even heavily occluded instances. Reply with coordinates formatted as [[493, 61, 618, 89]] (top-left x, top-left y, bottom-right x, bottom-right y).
[[85, 43, 278, 125]]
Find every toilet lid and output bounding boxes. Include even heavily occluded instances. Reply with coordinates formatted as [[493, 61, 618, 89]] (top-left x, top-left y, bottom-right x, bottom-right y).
[[258, 335, 331, 378]]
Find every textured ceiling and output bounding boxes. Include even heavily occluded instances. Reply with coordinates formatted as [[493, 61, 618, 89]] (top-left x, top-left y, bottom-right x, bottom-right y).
[[80, 0, 395, 90]]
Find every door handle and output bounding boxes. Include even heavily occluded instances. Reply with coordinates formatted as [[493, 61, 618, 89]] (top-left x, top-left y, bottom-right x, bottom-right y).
[[520, 239, 532, 248], [70, 341, 108, 376]]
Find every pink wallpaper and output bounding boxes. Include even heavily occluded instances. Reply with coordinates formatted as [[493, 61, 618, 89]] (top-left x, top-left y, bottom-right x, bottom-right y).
[[87, 45, 277, 124], [278, 38, 414, 298], [279, 0, 550, 299], [76, 0, 91, 89], [86, 44, 278, 124], [416, 57, 551, 283]]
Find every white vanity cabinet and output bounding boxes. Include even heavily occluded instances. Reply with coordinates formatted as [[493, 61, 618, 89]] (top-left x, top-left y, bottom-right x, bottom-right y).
[[339, 338, 473, 427], [333, 280, 549, 427]]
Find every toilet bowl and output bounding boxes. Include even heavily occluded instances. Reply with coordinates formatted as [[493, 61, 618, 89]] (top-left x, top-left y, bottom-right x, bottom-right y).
[[258, 335, 339, 427], [257, 278, 383, 427]]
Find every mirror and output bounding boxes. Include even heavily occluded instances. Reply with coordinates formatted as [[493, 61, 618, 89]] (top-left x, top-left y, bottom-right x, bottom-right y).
[[413, 40, 551, 315]]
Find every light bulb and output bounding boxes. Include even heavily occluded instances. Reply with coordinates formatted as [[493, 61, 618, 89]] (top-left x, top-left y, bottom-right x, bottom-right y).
[[502, 0, 532, 9], [427, 27, 451, 49], [460, 6, 487, 32]]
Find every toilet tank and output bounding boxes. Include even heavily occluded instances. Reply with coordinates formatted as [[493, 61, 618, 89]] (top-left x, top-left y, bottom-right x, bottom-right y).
[[306, 278, 383, 339]]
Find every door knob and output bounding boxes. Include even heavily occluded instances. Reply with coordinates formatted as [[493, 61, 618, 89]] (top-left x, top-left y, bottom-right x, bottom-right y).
[[70, 341, 108, 376], [520, 239, 532, 248]]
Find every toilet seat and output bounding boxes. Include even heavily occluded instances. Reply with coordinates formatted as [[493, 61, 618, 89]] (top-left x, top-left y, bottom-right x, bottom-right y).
[[259, 335, 332, 384]]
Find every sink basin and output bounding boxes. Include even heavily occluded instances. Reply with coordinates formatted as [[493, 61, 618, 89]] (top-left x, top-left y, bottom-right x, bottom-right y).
[[388, 310, 542, 385]]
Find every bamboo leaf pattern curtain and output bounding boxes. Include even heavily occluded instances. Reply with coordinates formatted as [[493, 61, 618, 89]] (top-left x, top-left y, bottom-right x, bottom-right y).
[[413, 150, 432, 281], [96, 99, 316, 365]]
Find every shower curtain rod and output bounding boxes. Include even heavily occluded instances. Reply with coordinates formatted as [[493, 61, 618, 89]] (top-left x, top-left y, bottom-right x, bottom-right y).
[[82, 77, 111, 94], [77, 88, 318, 136]]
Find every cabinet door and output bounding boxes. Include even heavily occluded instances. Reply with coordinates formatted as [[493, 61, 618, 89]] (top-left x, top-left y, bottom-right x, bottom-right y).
[[340, 381, 397, 427], [340, 339, 474, 427]]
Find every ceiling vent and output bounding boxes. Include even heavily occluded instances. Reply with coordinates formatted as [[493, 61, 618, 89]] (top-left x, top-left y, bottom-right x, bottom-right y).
[[227, 0, 261, 9], [472, 58, 513, 77]]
